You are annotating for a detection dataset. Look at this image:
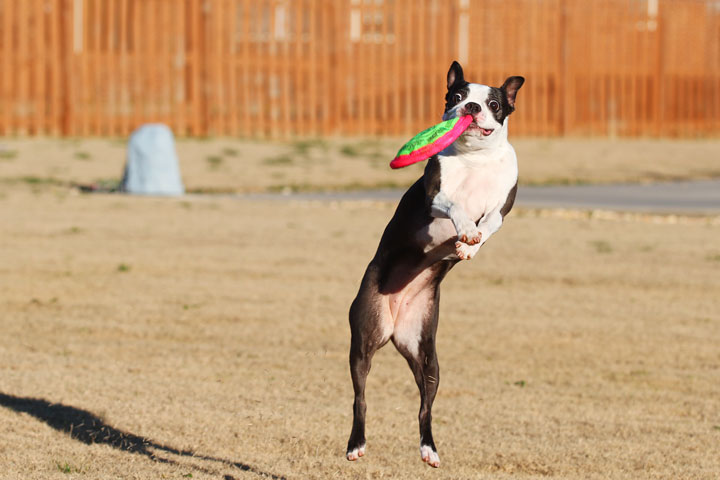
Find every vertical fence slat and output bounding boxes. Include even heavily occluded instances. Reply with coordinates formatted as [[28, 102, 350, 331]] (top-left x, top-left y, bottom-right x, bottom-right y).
[[307, 0, 318, 136], [32, 0, 44, 134], [239, 0, 250, 136], [320, 0, 331, 135], [118, 0, 127, 135], [390, 0, 401, 135], [61, 0, 74, 135], [49, 0, 61, 135], [187, 0, 199, 136], [216, 0, 226, 135], [159, 0, 169, 129], [105, 0, 114, 135], [90, 0, 99, 134], [17, 0, 28, 134], [77, 0, 87, 135], [0, 1, 13, 134], [130, 0, 139, 133], [280, 1, 291, 139], [330, 0, 343, 136], [227, 0, 238, 136], [291, 0, 302, 136]]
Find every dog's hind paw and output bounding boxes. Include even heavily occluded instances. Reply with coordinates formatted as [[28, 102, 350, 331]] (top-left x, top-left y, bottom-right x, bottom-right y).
[[346, 444, 365, 461], [420, 445, 440, 468]]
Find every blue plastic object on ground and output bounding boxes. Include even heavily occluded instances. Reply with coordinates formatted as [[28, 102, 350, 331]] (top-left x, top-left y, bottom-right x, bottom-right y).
[[121, 124, 185, 196]]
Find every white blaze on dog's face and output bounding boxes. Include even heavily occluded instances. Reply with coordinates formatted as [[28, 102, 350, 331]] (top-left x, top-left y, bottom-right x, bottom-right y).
[[441, 61, 524, 151]]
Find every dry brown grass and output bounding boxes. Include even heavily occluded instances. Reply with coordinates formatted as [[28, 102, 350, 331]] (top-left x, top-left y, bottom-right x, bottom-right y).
[[1, 182, 718, 480], [1, 136, 719, 193]]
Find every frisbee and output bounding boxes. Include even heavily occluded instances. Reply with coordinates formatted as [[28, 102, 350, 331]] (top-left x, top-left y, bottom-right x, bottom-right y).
[[390, 115, 473, 169]]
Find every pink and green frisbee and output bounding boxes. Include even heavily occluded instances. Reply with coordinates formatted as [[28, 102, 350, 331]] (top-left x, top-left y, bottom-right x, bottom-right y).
[[390, 115, 473, 169]]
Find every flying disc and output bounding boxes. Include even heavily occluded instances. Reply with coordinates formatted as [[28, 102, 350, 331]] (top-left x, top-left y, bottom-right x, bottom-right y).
[[390, 115, 473, 169]]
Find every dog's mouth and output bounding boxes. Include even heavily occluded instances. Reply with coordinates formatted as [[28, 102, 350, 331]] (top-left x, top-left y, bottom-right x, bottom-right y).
[[466, 122, 494, 137]]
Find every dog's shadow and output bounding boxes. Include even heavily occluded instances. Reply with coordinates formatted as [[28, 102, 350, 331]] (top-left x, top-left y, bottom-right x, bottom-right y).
[[0, 392, 285, 480]]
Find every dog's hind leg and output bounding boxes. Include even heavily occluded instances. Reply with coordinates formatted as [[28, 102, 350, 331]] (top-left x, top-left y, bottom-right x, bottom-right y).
[[346, 269, 392, 461], [392, 285, 442, 468]]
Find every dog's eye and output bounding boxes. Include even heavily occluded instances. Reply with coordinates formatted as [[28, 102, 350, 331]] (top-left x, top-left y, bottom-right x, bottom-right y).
[[453, 92, 463, 103], [488, 100, 500, 112]]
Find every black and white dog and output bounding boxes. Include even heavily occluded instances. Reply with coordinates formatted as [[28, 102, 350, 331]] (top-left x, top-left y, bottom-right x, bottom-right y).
[[346, 61, 524, 467]]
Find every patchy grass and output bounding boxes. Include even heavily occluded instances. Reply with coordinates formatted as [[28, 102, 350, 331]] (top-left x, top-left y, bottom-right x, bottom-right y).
[[339, 143, 361, 157], [0, 188, 718, 479], [29, 297, 59, 306], [0, 149, 18, 160], [55, 462, 82, 474], [206, 155, 224, 169], [292, 139, 327, 156], [8, 176, 67, 186], [116, 263, 131, 273], [266, 179, 407, 193], [590, 240, 613, 254], [1, 137, 718, 193], [222, 147, 239, 157], [487, 276, 505, 286], [262, 155, 294, 166], [339, 140, 386, 161], [524, 178, 591, 187]]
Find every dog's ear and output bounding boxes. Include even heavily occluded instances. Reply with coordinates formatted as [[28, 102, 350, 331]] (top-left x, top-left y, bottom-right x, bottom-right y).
[[447, 61, 465, 91], [501, 76, 525, 109]]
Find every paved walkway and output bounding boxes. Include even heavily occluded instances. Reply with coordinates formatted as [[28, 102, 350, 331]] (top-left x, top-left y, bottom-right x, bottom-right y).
[[517, 179, 720, 214], [240, 180, 720, 214]]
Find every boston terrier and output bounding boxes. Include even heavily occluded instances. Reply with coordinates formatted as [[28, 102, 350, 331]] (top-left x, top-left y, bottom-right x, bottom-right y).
[[346, 61, 524, 468]]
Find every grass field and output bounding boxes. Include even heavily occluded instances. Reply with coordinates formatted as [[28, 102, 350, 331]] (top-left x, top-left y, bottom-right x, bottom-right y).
[[1, 172, 719, 479], [1, 136, 720, 193]]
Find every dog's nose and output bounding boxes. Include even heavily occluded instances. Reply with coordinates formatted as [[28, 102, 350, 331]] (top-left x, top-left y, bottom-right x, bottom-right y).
[[464, 102, 481, 114]]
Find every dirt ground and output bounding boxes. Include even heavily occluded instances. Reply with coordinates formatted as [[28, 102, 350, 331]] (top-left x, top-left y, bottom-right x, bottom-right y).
[[1, 176, 719, 479], [1, 136, 720, 193]]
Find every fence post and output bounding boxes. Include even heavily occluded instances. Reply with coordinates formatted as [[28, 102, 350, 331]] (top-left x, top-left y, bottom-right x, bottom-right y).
[[559, 0, 569, 136], [654, 0, 664, 137], [61, 0, 74, 135]]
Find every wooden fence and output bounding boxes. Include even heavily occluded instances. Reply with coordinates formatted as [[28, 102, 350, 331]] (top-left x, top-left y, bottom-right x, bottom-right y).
[[1, 0, 719, 138]]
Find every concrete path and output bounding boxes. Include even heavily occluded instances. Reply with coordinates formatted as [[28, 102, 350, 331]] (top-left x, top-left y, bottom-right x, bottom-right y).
[[516, 179, 720, 214], [241, 180, 720, 215]]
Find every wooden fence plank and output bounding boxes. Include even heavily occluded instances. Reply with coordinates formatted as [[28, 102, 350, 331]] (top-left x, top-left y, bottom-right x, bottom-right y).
[[48, 0, 61, 135], [17, 0, 28, 134], [227, 0, 238, 137], [0, 1, 14, 134], [61, 0, 74, 135], [31, 0, 43, 135]]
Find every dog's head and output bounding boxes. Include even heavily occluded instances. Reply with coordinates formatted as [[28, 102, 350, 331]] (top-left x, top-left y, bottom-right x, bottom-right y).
[[442, 61, 524, 148]]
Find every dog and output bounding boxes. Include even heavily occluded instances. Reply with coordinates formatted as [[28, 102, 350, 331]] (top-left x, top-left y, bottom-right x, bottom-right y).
[[346, 61, 524, 468]]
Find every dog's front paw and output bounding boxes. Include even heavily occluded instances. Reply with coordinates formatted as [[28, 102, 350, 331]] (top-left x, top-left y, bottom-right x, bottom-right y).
[[455, 241, 479, 260], [420, 445, 440, 468], [456, 222, 482, 245]]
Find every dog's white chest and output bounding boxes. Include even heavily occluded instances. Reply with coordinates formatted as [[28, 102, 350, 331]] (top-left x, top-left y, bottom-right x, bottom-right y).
[[416, 145, 517, 257], [437, 147, 517, 221]]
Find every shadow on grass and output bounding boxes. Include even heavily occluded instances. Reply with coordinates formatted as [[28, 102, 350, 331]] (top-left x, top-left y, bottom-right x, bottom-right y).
[[0, 392, 285, 480]]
